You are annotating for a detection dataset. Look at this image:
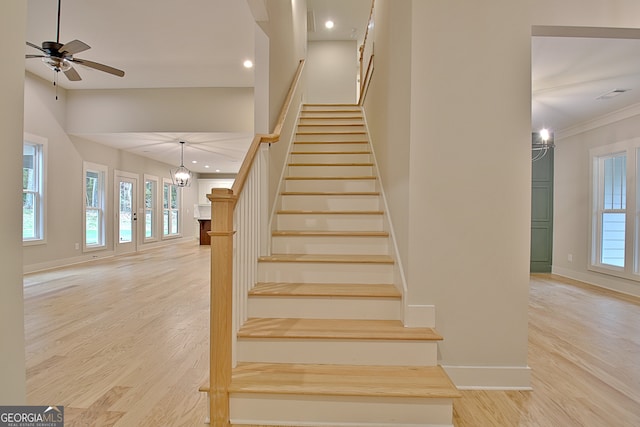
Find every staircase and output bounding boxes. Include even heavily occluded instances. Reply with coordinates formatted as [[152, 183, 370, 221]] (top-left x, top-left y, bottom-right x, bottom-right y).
[[227, 104, 460, 427]]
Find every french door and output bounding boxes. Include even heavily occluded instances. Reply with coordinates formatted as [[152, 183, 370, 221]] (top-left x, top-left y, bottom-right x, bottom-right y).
[[115, 172, 138, 255]]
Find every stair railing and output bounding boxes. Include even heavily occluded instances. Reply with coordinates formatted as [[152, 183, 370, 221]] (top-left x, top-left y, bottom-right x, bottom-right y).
[[359, 0, 375, 105], [206, 59, 305, 427]]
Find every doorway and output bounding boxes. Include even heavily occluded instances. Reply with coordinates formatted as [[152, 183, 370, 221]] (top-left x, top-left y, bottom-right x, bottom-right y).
[[115, 171, 139, 255]]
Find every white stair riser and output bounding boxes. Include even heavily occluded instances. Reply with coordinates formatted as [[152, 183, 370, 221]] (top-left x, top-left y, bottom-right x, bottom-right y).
[[299, 118, 363, 125], [281, 194, 380, 211], [230, 394, 454, 427], [285, 179, 377, 192], [290, 153, 371, 163], [248, 296, 401, 320], [302, 105, 361, 112], [236, 339, 438, 366], [293, 142, 370, 152], [296, 133, 367, 143], [298, 125, 366, 133], [276, 213, 384, 231], [258, 262, 393, 284], [271, 235, 389, 255], [288, 165, 374, 177]]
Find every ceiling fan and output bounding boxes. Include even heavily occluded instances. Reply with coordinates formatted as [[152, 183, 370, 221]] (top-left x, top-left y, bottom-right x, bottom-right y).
[[25, 0, 125, 83]]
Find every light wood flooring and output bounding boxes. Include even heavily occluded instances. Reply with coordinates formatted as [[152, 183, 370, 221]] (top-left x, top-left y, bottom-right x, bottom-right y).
[[23, 244, 640, 426]]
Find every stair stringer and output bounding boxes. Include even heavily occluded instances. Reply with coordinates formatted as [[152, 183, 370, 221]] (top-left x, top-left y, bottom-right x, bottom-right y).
[[359, 107, 435, 328]]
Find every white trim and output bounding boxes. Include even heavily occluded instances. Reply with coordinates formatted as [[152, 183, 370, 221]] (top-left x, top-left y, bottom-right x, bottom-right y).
[[22, 133, 48, 246], [83, 161, 108, 252], [361, 108, 411, 320], [552, 266, 640, 298], [114, 170, 139, 255], [558, 102, 640, 140], [143, 174, 159, 243], [24, 251, 116, 275], [161, 178, 183, 239], [442, 365, 532, 390], [404, 305, 436, 328]]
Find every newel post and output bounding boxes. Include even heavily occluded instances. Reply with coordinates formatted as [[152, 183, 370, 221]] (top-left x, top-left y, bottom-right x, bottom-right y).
[[207, 188, 237, 427]]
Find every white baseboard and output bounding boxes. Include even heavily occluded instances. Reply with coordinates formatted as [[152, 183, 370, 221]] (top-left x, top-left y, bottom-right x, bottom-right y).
[[442, 365, 532, 390], [551, 266, 640, 298], [23, 237, 194, 275], [404, 304, 436, 328]]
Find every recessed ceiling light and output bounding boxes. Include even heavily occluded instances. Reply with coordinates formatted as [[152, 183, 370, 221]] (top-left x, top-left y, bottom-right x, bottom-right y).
[[325, 20, 334, 29], [215, 169, 221, 173], [191, 160, 198, 164], [204, 165, 210, 169], [243, 60, 253, 68]]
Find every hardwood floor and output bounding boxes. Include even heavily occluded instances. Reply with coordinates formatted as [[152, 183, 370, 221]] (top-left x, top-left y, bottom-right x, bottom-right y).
[[23, 245, 640, 426], [453, 274, 640, 427], [24, 242, 211, 427]]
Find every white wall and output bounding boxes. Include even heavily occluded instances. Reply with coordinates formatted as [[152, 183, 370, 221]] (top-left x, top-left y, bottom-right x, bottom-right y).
[[553, 113, 640, 297], [66, 87, 254, 133], [363, 0, 640, 389], [0, 0, 27, 404], [306, 41, 358, 104], [23, 73, 200, 272]]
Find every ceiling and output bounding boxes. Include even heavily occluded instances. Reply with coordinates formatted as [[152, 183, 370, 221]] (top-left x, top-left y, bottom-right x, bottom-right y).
[[25, 2, 640, 171], [532, 26, 640, 136], [25, 0, 372, 174]]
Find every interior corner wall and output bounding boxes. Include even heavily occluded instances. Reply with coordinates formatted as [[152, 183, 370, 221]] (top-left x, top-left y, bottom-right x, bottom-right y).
[[0, 0, 27, 404], [553, 116, 640, 297], [306, 41, 358, 104], [366, 0, 532, 388], [23, 73, 199, 272]]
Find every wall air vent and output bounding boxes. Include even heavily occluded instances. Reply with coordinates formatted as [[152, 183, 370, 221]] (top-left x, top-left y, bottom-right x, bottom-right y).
[[596, 89, 630, 100]]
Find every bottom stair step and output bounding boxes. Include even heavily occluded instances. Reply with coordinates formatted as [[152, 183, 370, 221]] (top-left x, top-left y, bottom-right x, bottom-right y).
[[230, 363, 460, 398], [228, 363, 460, 427]]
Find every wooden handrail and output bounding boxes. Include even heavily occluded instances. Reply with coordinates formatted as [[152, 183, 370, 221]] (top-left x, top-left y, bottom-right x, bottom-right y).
[[206, 58, 305, 427], [231, 59, 305, 198]]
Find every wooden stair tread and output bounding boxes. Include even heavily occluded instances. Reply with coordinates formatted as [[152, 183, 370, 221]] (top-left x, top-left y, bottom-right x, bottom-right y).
[[284, 176, 376, 180], [288, 163, 374, 166], [294, 141, 369, 144], [277, 210, 383, 215], [272, 230, 388, 237], [298, 123, 365, 127], [290, 151, 371, 155], [204, 366, 461, 400], [238, 318, 441, 341], [280, 191, 379, 196], [250, 282, 401, 298], [296, 131, 367, 135], [299, 115, 363, 119], [228, 363, 460, 398], [258, 254, 393, 264]]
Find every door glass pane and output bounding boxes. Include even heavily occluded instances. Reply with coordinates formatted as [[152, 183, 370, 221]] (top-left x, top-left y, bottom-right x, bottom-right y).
[[119, 181, 133, 243], [601, 212, 625, 267]]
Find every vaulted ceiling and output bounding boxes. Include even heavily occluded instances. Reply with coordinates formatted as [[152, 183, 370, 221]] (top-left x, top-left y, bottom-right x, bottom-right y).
[[25, 2, 640, 171]]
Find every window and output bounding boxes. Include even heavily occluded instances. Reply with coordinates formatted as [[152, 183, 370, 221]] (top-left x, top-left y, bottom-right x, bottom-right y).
[[163, 180, 181, 237], [84, 162, 108, 250], [144, 175, 158, 241], [23, 135, 46, 244], [594, 153, 626, 268], [589, 139, 640, 280]]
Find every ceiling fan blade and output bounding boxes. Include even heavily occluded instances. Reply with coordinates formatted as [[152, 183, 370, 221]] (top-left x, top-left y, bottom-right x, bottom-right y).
[[26, 55, 46, 59], [64, 66, 82, 81], [60, 39, 90, 55], [26, 41, 45, 52], [71, 58, 125, 77]]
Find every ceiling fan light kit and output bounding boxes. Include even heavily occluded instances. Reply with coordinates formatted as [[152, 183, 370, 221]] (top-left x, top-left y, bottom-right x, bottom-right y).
[[25, 0, 125, 94]]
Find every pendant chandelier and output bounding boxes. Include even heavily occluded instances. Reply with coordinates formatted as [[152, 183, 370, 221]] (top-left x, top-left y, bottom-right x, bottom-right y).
[[170, 141, 193, 187], [532, 128, 554, 161]]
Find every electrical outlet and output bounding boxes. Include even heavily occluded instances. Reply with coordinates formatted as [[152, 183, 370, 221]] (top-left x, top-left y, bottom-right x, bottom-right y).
[[568, 254, 573, 262], [75, 243, 79, 250]]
